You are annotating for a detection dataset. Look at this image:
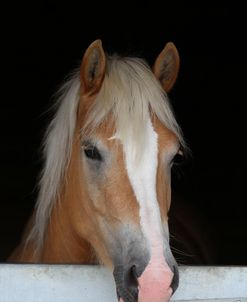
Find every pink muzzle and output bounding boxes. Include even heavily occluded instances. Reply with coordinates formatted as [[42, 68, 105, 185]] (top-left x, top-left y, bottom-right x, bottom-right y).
[[137, 261, 174, 302], [119, 259, 174, 302]]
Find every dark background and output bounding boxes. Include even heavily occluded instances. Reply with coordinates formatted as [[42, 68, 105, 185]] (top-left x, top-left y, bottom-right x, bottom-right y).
[[1, 2, 246, 264]]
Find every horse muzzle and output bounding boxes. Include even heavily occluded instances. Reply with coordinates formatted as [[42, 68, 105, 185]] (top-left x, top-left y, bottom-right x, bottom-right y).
[[113, 260, 179, 302]]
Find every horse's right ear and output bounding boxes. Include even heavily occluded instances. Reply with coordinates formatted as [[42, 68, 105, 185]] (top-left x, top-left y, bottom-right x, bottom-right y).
[[80, 39, 106, 95]]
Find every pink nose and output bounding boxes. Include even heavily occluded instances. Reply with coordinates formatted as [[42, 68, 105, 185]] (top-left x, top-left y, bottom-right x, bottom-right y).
[[137, 262, 174, 302]]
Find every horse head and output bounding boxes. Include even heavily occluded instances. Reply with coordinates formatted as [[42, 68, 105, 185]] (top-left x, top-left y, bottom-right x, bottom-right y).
[[72, 40, 184, 302]]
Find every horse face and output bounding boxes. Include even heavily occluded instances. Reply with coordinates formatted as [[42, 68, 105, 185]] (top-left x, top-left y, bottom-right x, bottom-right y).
[[81, 119, 180, 301], [77, 40, 182, 302]]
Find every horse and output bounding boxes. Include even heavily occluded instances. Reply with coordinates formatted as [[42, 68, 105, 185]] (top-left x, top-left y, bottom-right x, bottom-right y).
[[9, 39, 187, 302]]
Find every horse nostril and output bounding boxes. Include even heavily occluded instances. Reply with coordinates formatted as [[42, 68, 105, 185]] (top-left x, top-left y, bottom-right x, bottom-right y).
[[113, 264, 139, 301], [125, 265, 139, 288], [170, 265, 179, 294], [131, 265, 138, 279], [113, 264, 141, 302]]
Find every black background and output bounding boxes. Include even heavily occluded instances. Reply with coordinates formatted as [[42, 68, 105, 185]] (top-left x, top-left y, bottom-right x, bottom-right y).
[[1, 2, 246, 264]]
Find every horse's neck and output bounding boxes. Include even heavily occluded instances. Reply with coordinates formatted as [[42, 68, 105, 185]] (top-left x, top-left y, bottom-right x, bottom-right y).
[[10, 198, 96, 264], [40, 201, 96, 263], [10, 139, 97, 264]]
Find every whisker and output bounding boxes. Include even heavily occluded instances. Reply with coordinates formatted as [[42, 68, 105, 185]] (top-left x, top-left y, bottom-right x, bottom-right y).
[[171, 246, 194, 257]]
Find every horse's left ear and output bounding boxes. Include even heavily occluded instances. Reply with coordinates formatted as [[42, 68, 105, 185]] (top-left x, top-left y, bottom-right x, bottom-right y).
[[153, 42, 180, 93], [80, 39, 106, 95]]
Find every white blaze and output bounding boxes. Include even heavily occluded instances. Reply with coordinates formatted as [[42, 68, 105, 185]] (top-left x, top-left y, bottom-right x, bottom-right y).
[[123, 119, 165, 261]]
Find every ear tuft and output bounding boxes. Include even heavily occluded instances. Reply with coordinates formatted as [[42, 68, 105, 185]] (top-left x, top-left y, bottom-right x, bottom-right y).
[[80, 39, 106, 95], [153, 42, 180, 92]]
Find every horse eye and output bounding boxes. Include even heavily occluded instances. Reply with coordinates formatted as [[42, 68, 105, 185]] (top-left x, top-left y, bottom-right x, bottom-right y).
[[172, 150, 184, 165], [84, 146, 102, 161]]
